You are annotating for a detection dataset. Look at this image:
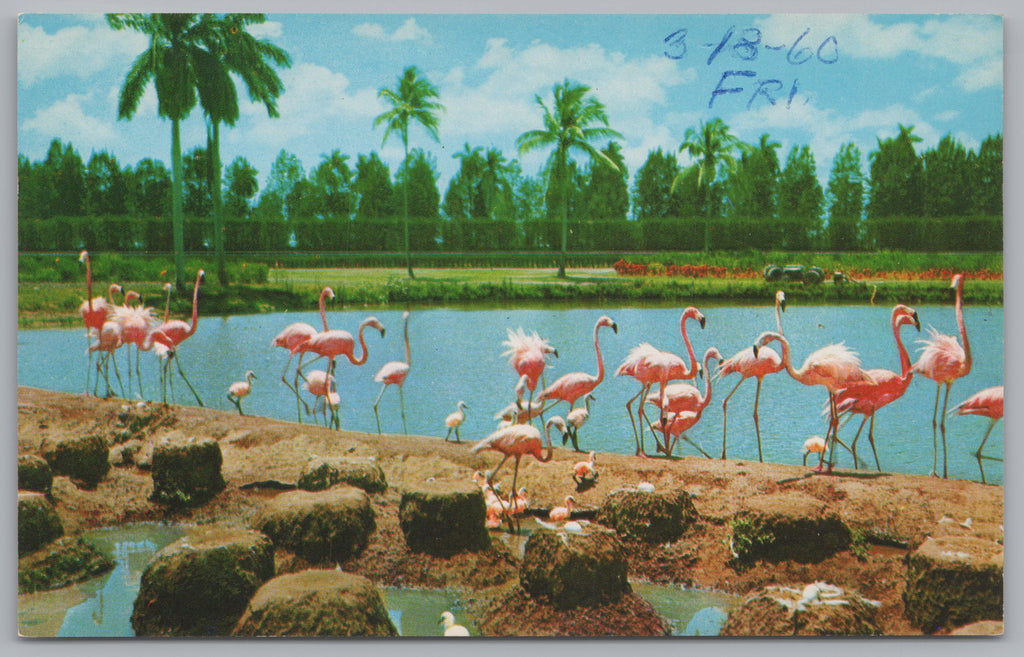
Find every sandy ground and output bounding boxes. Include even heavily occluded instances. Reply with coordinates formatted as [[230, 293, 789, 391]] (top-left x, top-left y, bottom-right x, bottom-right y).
[[17, 386, 1004, 636]]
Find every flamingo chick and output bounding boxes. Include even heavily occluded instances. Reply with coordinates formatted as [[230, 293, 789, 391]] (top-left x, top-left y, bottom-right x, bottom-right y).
[[439, 611, 470, 637], [227, 370, 256, 416], [573, 450, 597, 484], [549, 495, 576, 522], [802, 436, 827, 466], [445, 400, 469, 443], [565, 393, 595, 452]]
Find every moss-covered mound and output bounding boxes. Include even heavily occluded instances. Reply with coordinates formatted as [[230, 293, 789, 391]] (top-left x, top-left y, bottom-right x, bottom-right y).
[[18, 453, 53, 494], [149, 435, 226, 507], [109, 439, 144, 468], [520, 527, 630, 609], [40, 434, 110, 489], [18, 535, 115, 593], [297, 456, 387, 494], [903, 535, 1003, 633], [131, 527, 275, 636], [113, 402, 174, 443], [233, 570, 398, 637], [18, 491, 64, 557], [398, 481, 490, 557], [720, 584, 883, 636], [253, 487, 376, 565], [474, 586, 671, 636], [596, 487, 699, 544], [729, 492, 851, 563]]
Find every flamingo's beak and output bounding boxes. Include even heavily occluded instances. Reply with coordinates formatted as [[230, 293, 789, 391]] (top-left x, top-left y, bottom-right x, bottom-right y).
[[553, 349, 559, 358], [752, 344, 760, 358], [912, 311, 921, 331], [780, 298, 787, 313], [611, 322, 619, 334], [699, 316, 706, 329]]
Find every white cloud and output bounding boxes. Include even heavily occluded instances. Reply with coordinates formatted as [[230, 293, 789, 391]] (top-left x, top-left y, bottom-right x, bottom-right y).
[[934, 109, 961, 122], [18, 21, 146, 87], [21, 93, 118, 151], [246, 21, 283, 39], [351, 18, 431, 44], [957, 58, 1003, 92]]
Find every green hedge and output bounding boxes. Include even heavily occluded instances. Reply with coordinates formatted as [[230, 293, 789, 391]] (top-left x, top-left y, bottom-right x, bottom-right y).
[[18, 214, 1002, 254]]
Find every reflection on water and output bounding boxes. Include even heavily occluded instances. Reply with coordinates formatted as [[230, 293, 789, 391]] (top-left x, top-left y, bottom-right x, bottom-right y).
[[18, 524, 184, 637], [382, 587, 474, 637], [631, 582, 739, 636], [18, 305, 1003, 483]]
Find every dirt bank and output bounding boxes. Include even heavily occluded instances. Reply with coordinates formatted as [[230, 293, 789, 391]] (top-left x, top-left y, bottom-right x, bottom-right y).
[[17, 386, 1004, 636]]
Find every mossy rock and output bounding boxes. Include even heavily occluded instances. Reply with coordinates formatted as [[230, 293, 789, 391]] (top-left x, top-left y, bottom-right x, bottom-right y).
[[40, 434, 110, 489], [729, 492, 851, 563], [297, 456, 387, 494], [149, 436, 226, 507], [115, 403, 173, 440], [720, 585, 883, 636], [18, 454, 53, 494], [233, 570, 398, 637], [18, 491, 64, 557], [520, 527, 630, 609], [903, 535, 1003, 633], [253, 487, 376, 565], [596, 487, 699, 544], [18, 535, 115, 593], [109, 440, 144, 468], [398, 481, 490, 557], [131, 527, 275, 636]]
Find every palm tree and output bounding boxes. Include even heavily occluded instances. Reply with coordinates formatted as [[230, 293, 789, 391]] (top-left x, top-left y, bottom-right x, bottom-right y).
[[517, 80, 621, 278], [197, 14, 290, 285], [480, 148, 514, 219], [374, 66, 444, 279], [673, 117, 745, 252], [107, 13, 211, 290]]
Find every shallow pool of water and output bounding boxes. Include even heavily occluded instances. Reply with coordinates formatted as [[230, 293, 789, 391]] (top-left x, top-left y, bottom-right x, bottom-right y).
[[18, 304, 1003, 483]]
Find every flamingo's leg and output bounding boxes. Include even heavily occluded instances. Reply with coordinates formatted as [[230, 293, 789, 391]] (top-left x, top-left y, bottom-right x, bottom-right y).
[[399, 386, 407, 435], [975, 417, 997, 458], [930, 384, 941, 477], [752, 377, 765, 463], [720, 376, 744, 460], [625, 387, 642, 455], [373, 383, 388, 434], [849, 414, 869, 470], [940, 383, 951, 479], [174, 356, 204, 407], [866, 413, 882, 472]]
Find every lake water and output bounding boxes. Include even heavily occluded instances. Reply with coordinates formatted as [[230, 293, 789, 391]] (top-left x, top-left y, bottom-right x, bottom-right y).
[[17, 303, 1003, 483], [18, 524, 737, 637]]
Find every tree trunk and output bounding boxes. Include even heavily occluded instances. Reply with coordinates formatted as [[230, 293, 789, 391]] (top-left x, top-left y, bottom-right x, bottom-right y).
[[171, 118, 186, 291], [210, 121, 227, 285], [403, 142, 414, 279], [557, 151, 568, 279]]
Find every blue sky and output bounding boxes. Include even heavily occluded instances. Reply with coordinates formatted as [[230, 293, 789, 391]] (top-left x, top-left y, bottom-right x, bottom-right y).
[[17, 12, 1003, 200]]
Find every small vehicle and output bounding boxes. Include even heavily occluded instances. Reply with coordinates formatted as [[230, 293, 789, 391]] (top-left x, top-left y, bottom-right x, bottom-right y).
[[763, 264, 826, 284]]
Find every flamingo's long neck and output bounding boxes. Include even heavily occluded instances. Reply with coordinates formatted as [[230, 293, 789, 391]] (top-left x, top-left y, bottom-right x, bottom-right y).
[[541, 422, 556, 459], [163, 289, 172, 323], [681, 315, 698, 376], [318, 290, 331, 331], [402, 315, 411, 367], [699, 353, 715, 410], [84, 255, 93, 311], [955, 279, 972, 376], [186, 272, 202, 337], [773, 334, 803, 383], [775, 298, 784, 335], [352, 321, 372, 366], [592, 323, 606, 385], [893, 314, 912, 378]]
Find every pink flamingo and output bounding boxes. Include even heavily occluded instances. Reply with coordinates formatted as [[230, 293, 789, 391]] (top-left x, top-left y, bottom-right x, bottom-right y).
[[143, 269, 206, 406], [227, 370, 257, 415], [373, 312, 411, 435], [78, 251, 123, 393], [536, 315, 618, 418], [111, 291, 156, 399], [950, 385, 1003, 459], [949, 385, 1002, 484], [617, 308, 703, 456], [564, 393, 595, 451], [293, 315, 385, 371], [88, 319, 125, 398], [472, 415, 567, 531], [753, 331, 873, 472], [272, 287, 334, 421], [444, 401, 469, 443], [303, 360, 338, 428], [832, 305, 920, 471], [501, 327, 558, 407], [912, 273, 972, 478], [648, 347, 723, 458], [716, 290, 787, 462]]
